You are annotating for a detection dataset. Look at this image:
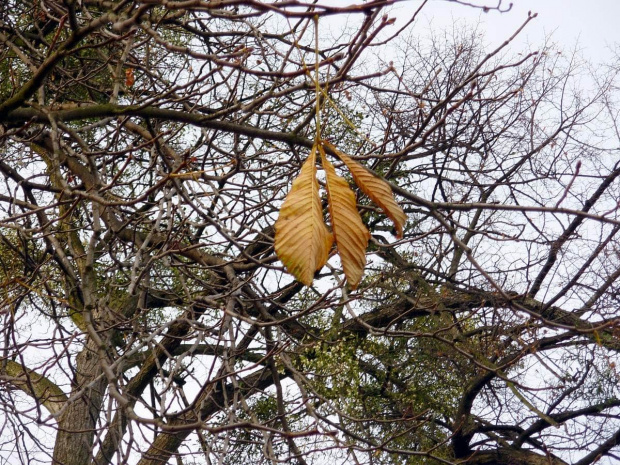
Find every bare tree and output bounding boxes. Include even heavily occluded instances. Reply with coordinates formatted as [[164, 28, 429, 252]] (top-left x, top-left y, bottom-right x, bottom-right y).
[[1, 1, 620, 464]]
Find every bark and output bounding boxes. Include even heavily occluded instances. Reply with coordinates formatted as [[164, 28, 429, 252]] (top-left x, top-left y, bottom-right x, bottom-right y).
[[465, 448, 568, 465], [52, 338, 108, 465]]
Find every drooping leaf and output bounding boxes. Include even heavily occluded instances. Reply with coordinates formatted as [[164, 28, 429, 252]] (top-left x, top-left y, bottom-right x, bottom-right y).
[[319, 144, 370, 289], [323, 140, 407, 239], [125, 68, 135, 87], [275, 145, 333, 286]]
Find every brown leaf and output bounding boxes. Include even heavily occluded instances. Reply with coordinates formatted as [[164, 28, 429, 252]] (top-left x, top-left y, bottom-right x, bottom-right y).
[[275, 145, 333, 286], [125, 68, 135, 87], [319, 144, 370, 289], [323, 141, 406, 238]]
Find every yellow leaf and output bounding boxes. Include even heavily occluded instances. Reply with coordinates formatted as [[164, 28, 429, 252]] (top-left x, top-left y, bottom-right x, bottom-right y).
[[323, 141, 406, 239], [319, 144, 370, 289], [275, 145, 333, 286]]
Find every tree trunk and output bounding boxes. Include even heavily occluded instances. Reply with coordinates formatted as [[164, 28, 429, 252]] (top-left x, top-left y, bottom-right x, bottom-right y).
[[53, 338, 107, 465], [466, 448, 569, 465]]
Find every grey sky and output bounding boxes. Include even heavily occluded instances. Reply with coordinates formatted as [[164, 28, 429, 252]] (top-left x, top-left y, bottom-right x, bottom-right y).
[[393, 0, 620, 61]]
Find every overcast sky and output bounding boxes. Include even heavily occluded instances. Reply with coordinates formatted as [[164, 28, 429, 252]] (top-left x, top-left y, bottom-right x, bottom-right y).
[[392, 0, 620, 62]]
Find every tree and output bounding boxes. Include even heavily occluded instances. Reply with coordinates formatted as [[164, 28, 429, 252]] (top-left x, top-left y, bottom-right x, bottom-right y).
[[1, 0, 620, 464]]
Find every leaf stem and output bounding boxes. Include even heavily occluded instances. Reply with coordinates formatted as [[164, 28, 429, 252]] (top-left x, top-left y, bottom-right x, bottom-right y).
[[314, 14, 321, 142]]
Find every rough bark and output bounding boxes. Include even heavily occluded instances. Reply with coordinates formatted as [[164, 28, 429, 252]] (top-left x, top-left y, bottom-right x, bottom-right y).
[[52, 338, 108, 465], [465, 448, 568, 465]]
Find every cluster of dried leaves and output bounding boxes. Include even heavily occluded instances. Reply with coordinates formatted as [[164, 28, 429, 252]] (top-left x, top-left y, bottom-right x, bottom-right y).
[[274, 140, 406, 288]]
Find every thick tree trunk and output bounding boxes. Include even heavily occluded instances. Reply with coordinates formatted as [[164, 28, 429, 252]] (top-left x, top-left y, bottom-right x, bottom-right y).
[[52, 338, 107, 465], [465, 448, 568, 465]]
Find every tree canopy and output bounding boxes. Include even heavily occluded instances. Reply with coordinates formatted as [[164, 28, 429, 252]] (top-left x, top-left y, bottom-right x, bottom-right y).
[[1, 1, 620, 464]]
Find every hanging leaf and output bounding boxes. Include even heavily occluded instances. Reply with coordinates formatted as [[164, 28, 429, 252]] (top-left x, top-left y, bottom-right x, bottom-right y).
[[275, 145, 333, 286], [125, 68, 135, 87], [319, 144, 370, 289], [323, 140, 406, 239]]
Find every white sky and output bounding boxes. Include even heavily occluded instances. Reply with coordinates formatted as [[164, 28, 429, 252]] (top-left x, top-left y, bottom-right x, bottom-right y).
[[393, 0, 620, 62]]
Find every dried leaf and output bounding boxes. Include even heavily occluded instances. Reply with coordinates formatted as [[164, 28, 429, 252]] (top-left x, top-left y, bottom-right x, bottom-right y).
[[275, 145, 333, 285], [319, 144, 370, 289], [323, 141, 406, 238], [125, 68, 135, 87]]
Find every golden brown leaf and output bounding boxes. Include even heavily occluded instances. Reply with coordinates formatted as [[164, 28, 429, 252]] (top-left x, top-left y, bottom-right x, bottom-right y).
[[319, 144, 370, 289], [323, 141, 406, 238], [274, 145, 333, 285], [125, 68, 135, 87]]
